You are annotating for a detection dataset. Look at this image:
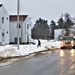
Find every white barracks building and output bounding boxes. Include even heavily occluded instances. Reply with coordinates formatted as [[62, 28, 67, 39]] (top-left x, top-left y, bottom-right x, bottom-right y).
[[9, 15, 32, 44], [0, 4, 32, 45]]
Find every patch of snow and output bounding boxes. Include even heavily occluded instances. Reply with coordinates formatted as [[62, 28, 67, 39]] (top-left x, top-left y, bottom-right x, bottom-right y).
[[0, 40, 61, 59]]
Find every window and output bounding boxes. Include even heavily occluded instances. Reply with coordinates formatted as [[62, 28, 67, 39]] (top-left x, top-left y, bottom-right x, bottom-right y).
[[17, 23, 21, 28], [2, 17, 4, 23], [7, 31, 8, 34], [6, 17, 8, 20], [2, 33, 4, 37], [19, 24, 21, 28], [27, 24, 29, 29]]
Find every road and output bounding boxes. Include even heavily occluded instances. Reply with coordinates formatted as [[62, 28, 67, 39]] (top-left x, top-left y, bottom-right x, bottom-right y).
[[0, 49, 75, 75]]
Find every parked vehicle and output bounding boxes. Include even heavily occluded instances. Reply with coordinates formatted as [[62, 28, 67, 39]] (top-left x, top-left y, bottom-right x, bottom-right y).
[[60, 36, 75, 49]]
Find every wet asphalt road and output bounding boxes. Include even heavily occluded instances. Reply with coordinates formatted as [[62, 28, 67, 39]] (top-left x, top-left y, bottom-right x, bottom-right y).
[[0, 49, 75, 75]]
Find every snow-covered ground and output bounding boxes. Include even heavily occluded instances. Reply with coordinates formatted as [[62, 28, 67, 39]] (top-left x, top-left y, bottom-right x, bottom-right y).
[[0, 40, 60, 59]]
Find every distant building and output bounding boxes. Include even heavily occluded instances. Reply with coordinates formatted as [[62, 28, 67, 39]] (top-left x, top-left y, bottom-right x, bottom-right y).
[[0, 4, 32, 45], [54, 28, 74, 40], [9, 15, 32, 44], [0, 4, 9, 45], [54, 29, 63, 40]]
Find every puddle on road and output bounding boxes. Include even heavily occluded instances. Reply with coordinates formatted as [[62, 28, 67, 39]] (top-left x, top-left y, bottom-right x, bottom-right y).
[[0, 57, 25, 66]]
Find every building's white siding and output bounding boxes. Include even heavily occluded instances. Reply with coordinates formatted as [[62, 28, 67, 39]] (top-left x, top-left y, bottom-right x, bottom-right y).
[[0, 5, 9, 45], [54, 29, 63, 40], [24, 17, 32, 43], [9, 21, 22, 43], [0, 25, 2, 43]]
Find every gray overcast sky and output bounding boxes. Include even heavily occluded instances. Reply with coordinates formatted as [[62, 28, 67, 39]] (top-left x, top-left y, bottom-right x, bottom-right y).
[[0, 0, 75, 24]]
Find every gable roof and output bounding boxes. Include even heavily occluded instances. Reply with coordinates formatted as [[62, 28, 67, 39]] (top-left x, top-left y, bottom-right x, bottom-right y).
[[9, 15, 28, 21]]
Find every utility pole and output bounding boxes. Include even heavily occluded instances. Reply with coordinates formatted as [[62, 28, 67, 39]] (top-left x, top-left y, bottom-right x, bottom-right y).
[[17, 0, 19, 49]]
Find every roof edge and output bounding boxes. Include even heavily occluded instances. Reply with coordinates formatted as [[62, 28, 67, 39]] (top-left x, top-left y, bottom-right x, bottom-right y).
[[9, 15, 28, 21]]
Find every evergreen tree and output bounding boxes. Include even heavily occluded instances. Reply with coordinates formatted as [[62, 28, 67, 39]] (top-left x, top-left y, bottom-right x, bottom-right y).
[[32, 18, 50, 39], [64, 13, 74, 36], [50, 20, 56, 39], [57, 17, 64, 29]]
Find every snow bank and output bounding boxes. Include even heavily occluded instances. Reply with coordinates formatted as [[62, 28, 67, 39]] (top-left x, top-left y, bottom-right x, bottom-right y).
[[0, 40, 60, 59]]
